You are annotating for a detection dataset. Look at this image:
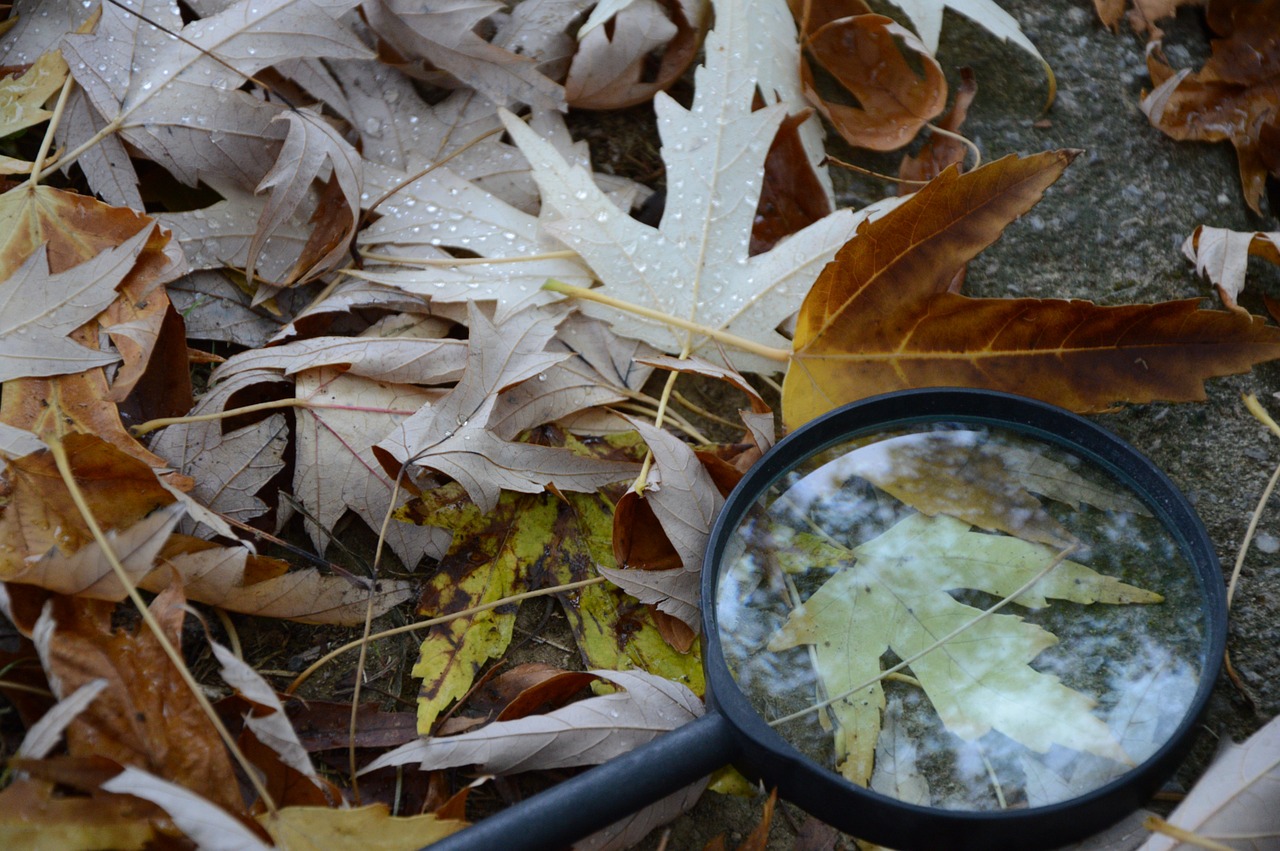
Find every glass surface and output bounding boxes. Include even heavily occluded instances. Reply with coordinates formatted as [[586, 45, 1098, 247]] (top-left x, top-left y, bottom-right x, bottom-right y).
[[715, 422, 1205, 812]]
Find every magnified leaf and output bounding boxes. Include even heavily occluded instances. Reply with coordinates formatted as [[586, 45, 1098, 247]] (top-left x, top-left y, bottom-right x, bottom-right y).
[[768, 512, 1157, 786]]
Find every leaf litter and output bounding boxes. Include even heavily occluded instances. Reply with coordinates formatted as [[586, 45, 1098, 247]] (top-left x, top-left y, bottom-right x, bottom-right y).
[[0, 0, 1276, 846]]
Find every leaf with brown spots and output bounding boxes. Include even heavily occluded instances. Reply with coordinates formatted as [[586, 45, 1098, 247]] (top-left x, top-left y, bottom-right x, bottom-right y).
[[1141, 0, 1280, 214], [782, 151, 1280, 428], [34, 584, 246, 815]]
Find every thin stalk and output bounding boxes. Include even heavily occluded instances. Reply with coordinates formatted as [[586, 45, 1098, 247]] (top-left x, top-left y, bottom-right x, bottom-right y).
[[1140, 816, 1234, 851], [544, 280, 791, 364], [924, 122, 982, 170], [285, 576, 607, 695], [27, 74, 74, 184], [768, 543, 1078, 726], [48, 436, 278, 815], [131, 397, 420, 436], [357, 249, 579, 267]]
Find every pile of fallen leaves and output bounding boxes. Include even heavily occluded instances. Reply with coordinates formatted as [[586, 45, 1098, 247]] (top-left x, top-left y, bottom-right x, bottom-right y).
[[0, 0, 1277, 847]]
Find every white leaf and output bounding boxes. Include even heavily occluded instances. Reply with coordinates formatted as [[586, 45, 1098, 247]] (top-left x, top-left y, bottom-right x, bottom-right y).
[[362, 669, 702, 774], [501, 0, 898, 373], [885, 0, 1045, 63], [17, 679, 108, 759], [0, 226, 152, 383], [1138, 714, 1280, 850], [101, 766, 273, 851]]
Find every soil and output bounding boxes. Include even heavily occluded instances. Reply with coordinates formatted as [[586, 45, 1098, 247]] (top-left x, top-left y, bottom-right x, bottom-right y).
[[628, 2, 1280, 848]]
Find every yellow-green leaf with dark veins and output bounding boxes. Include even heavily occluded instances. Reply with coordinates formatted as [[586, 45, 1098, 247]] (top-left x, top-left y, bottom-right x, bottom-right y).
[[769, 513, 1158, 786], [400, 453, 701, 732]]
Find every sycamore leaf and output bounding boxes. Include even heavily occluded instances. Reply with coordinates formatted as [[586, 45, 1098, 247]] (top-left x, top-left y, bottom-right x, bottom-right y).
[[769, 512, 1155, 786], [364, 669, 702, 774], [782, 153, 1280, 428], [1140, 1, 1280, 215], [800, 13, 946, 152], [0, 231, 147, 383], [375, 304, 638, 513], [361, 0, 564, 111], [61, 0, 372, 191], [1183, 225, 1280, 313], [501, 0, 899, 374], [0, 49, 68, 139], [258, 804, 466, 850], [884, 0, 1047, 67], [99, 766, 271, 851], [1138, 714, 1280, 850], [34, 586, 247, 815], [564, 0, 709, 109], [396, 475, 703, 731]]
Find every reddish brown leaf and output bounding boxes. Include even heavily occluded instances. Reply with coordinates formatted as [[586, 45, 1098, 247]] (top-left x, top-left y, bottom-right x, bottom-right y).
[[1094, 0, 1206, 37], [1141, 0, 1280, 214], [800, 13, 947, 151], [751, 109, 833, 255], [37, 586, 246, 815], [494, 665, 598, 721], [899, 68, 978, 189], [783, 151, 1280, 427]]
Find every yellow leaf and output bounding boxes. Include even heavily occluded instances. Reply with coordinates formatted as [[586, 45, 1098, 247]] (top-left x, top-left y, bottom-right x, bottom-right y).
[[0, 51, 68, 139], [258, 804, 464, 850]]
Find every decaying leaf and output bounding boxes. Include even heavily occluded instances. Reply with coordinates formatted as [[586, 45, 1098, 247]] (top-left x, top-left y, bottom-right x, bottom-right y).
[[1092, 0, 1206, 38], [364, 669, 702, 774], [1138, 713, 1280, 850], [1182, 225, 1280, 313], [1141, 0, 1280, 215], [782, 153, 1280, 427], [769, 512, 1157, 786], [0, 49, 68, 141]]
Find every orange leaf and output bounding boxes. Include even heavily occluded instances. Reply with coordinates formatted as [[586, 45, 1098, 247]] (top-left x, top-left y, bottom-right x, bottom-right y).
[[783, 151, 1280, 427], [37, 586, 246, 816], [1140, 0, 1280, 214], [800, 13, 947, 151]]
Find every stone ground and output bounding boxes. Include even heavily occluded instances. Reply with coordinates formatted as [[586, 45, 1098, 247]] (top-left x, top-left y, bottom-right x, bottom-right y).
[[631, 1, 1280, 848]]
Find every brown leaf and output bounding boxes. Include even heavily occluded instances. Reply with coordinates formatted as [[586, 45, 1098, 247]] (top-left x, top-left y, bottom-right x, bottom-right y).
[[566, 0, 709, 109], [1141, 0, 1280, 214], [1094, 0, 1206, 37], [751, 108, 833, 255], [0, 776, 156, 850], [35, 585, 246, 815], [782, 152, 1280, 426], [899, 67, 977, 189], [800, 13, 947, 151]]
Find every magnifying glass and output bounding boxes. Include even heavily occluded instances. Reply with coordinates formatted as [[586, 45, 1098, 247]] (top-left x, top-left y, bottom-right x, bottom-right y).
[[424, 389, 1225, 851]]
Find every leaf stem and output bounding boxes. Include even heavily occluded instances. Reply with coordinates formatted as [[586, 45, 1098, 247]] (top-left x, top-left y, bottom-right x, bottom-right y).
[[544, 280, 792, 363], [1140, 816, 1235, 851], [48, 435, 278, 815], [284, 576, 607, 695], [358, 249, 580, 267], [27, 73, 75, 184], [767, 542, 1079, 727]]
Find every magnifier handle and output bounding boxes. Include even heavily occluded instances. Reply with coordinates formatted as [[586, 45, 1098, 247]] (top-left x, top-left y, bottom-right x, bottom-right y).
[[422, 710, 738, 851]]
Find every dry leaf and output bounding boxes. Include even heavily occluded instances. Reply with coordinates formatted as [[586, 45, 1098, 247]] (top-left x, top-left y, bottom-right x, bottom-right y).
[[565, 0, 709, 109], [99, 766, 270, 850], [1141, 0, 1280, 215], [1138, 714, 1280, 850], [364, 669, 702, 774], [35, 586, 247, 815], [258, 804, 466, 850], [782, 154, 1280, 427], [0, 49, 68, 140], [375, 304, 638, 512], [1093, 0, 1206, 37], [1182, 225, 1280, 313], [501, 0, 897, 374], [801, 13, 946, 152]]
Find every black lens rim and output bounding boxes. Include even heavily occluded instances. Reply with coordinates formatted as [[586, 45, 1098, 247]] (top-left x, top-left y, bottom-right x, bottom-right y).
[[701, 389, 1226, 850]]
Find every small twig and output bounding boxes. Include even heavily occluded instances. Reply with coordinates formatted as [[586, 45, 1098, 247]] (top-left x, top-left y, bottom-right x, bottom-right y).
[[824, 155, 930, 186], [1141, 815, 1235, 851]]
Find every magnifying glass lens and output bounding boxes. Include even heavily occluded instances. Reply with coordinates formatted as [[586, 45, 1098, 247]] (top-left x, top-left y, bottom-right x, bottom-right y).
[[715, 421, 1206, 812]]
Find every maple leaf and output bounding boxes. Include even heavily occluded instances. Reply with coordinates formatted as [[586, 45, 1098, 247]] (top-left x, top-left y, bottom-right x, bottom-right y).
[[0, 49, 68, 141], [768, 512, 1157, 786], [782, 153, 1280, 427], [395, 475, 702, 732], [501, 0, 897, 374], [1141, 0, 1280, 215], [883, 0, 1048, 69], [60, 0, 372, 192], [1182, 225, 1280, 313], [365, 669, 702, 774], [0, 228, 150, 383], [374, 304, 639, 512]]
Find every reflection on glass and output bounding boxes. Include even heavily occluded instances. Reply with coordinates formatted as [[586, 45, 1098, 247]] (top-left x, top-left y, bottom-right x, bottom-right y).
[[715, 423, 1204, 812]]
